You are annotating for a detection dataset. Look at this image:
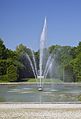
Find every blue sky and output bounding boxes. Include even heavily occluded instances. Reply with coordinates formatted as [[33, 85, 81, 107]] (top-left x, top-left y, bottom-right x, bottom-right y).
[[0, 0, 81, 51]]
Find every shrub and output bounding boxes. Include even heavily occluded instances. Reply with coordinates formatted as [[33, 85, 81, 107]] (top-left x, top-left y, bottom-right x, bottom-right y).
[[0, 75, 8, 82], [77, 75, 81, 82]]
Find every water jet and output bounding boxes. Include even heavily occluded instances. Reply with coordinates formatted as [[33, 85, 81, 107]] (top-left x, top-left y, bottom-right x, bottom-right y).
[[25, 17, 61, 90]]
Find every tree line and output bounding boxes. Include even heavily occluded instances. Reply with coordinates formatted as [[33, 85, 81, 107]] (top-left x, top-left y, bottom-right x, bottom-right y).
[[0, 38, 81, 82]]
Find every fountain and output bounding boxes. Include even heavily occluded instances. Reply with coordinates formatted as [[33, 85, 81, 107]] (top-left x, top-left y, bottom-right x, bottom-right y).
[[0, 18, 81, 103], [38, 17, 47, 91], [25, 18, 59, 90]]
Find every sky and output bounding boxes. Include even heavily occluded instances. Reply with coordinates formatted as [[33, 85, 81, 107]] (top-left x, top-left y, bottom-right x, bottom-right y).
[[0, 0, 81, 51]]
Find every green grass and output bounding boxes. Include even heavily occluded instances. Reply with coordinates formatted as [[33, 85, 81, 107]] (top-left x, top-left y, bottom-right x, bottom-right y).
[[43, 78, 63, 83], [0, 77, 63, 83], [0, 80, 9, 83], [27, 78, 63, 83], [27, 78, 36, 82]]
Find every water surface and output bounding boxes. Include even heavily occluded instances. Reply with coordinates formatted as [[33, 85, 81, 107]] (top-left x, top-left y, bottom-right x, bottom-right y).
[[0, 84, 81, 103]]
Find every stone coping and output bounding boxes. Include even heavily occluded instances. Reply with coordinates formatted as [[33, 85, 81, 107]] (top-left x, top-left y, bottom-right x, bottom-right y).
[[0, 82, 81, 85], [0, 104, 81, 109]]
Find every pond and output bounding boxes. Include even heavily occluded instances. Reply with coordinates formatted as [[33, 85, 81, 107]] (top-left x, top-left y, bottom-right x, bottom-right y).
[[0, 83, 81, 103]]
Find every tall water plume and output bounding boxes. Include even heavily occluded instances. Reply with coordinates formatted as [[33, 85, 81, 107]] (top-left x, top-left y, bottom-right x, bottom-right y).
[[39, 17, 47, 78], [23, 18, 62, 90]]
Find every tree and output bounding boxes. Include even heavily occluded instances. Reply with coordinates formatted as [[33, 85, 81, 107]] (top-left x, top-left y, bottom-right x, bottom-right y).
[[0, 39, 7, 59], [16, 44, 35, 78], [0, 60, 7, 75], [6, 49, 18, 60], [7, 65, 18, 82], [70, 53, 81, 82], [16, 44, 32, 56], [64, 64, 74, 82]]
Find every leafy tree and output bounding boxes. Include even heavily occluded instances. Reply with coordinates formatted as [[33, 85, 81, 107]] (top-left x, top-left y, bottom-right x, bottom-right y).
[[16, 44, 35, 78], [0, 60, 7, 75], [70, 47, 77, 58], [16, 44, 32, 56], [70, 53, 81, 82], [64, 64, 74, 82], [1, 37, 81, 82], [48, 45, 61, 54], [7, 65, 18, 82], [0, 39, 7, 59], [6, 49, 18, 60], [68, 42, 81, 82]]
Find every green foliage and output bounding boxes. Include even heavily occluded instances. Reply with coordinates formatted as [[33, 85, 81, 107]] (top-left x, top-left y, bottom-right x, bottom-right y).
[[49, 45, 61, 54], [60, 46, 72, 64], [1, 37, 81, 82], [7, 65, 18, 82], [16, 44, 32, 57], [64, 64, 74, 82], [70, 53, 81, 82], [6, 49, 18, 60], [0, 75, 8, 82], [70, 47, 77, 58], [48, 45, 72, 65], [78, 95, 81, 101], [16, 44, 35, 78], [0, 60, 7, 75], [77, 76, 81, 82], [0, 39, 7, 59]]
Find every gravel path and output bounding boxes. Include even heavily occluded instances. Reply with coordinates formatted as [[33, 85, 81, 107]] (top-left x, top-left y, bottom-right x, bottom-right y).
[[0, 104, 81, 119]]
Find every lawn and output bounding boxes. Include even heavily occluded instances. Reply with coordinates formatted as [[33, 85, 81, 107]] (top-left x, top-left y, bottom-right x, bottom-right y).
[[27, 78, 63, 83]]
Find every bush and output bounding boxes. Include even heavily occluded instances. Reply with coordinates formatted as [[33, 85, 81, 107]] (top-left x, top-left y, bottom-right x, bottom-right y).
[[78, 95, 81, 101], [77, 75, 81, 82], [0, 75, 8, 82]]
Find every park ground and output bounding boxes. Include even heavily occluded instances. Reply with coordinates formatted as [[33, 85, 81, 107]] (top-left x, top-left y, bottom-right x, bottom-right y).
[[0, 104, 81, 119]]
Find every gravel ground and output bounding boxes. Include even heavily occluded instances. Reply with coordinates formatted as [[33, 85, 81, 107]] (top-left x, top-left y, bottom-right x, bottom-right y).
[[0, 104, 81, 119]]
